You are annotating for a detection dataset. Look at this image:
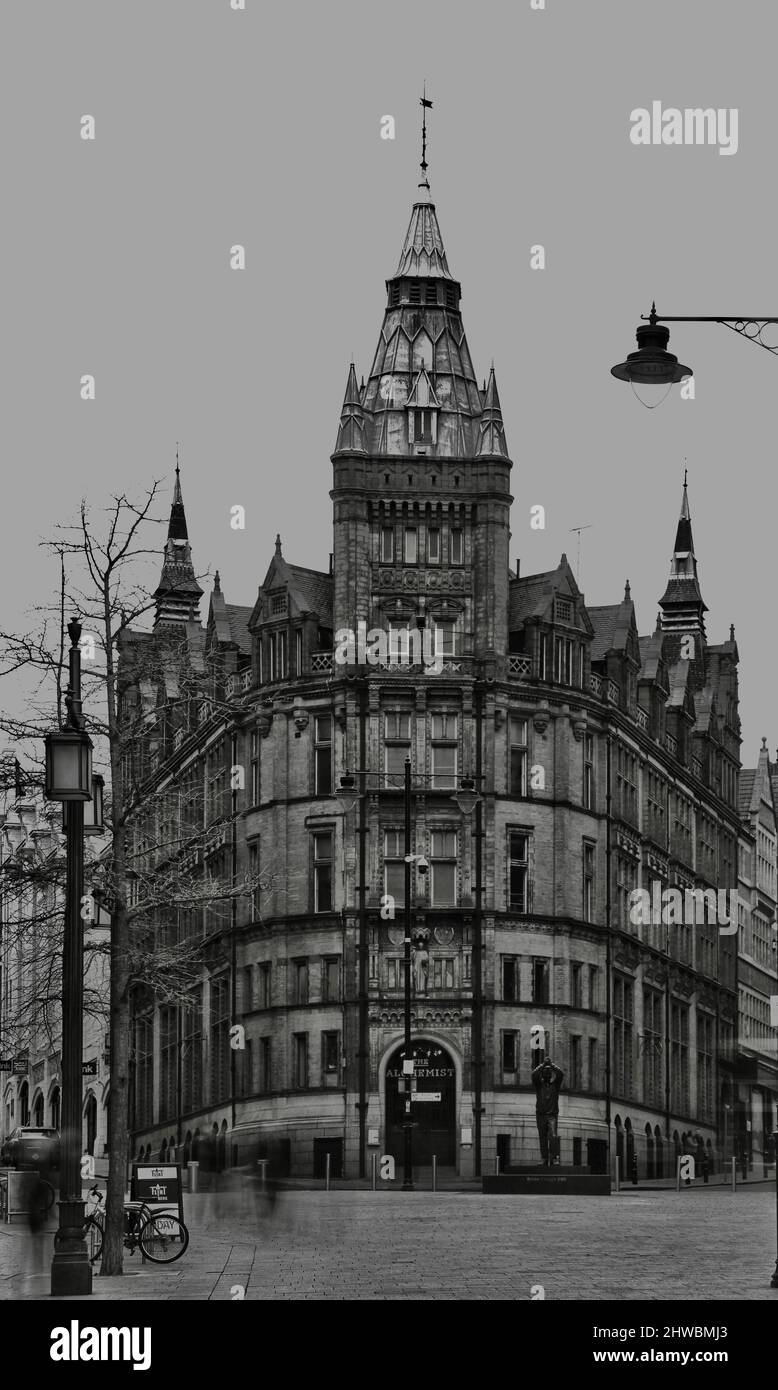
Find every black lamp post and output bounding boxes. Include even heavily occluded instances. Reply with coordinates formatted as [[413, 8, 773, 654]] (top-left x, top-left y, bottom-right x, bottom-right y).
[[336, 764, 481, 1189], [44, 617, 97, 1297], [611, 303, 778, 388]]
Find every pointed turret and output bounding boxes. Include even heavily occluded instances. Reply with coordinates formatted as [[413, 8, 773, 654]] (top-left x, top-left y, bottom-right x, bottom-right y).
[[394, 202, 453, 279], [476, 366, 509, 459], [333, 363, 368, 455], [658, 476, 707, 637], [153, 464, 204, 629]]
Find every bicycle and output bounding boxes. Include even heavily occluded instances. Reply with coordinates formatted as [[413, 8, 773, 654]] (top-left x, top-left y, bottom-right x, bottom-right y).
[[83, 1186, 189, 1264]]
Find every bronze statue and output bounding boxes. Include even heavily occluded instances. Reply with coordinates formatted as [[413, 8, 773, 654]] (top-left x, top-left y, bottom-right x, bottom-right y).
[[532, 1059, 563, 1166]]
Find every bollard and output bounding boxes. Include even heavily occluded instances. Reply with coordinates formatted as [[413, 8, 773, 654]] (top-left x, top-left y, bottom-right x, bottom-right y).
[[495, 1154, 500, 1176], [676, 1156, 681, 1193], [614, 1154, 620, 1193], [371, 1153, 377, 1191], [325, 1152, 331, 1192], [188, 1159, 199, 1194], [731, 1156, 737, 1193], [432, 1155, 437, 1192], [770, 1130, 778, 1288], [257, 1158, 268, 1194]]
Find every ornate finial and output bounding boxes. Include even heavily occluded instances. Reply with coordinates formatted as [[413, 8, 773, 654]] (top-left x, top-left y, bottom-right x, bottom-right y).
[[176, 441, 180, 477], [275, 533, 282, 557], [624, 579, 631, 601], [683, 462, 688, 488], [214, 569, 221, 594], [650, 300, 657, 324], [762, 735, 768, 750], [419, 85, 432, 193], [730, 623, 735, 642]]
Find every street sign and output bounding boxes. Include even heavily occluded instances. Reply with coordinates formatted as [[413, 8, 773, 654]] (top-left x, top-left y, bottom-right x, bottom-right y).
[[411, 1092, 441, 1102], [81, 1059, 98, 1076], [11, 1058, 28, 1075], [0, 1060, 12, 1073]]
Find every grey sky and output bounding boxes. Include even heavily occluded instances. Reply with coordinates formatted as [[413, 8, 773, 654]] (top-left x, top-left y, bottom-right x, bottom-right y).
[[1, 0, 775, 762]]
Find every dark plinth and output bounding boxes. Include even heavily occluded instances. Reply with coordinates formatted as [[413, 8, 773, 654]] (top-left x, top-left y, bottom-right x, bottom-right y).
[[483, 1165, 611, 1196]]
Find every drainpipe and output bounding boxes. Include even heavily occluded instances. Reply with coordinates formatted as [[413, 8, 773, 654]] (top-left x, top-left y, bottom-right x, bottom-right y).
[[474, 679, 484, 1178], [357, 676, 368, 1177], [230, 729, 238, 1141], [605, 732, 612, 1141]]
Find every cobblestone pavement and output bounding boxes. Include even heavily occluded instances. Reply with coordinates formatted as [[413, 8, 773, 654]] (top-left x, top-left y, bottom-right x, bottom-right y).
[[2, 1188, 777, 1301]]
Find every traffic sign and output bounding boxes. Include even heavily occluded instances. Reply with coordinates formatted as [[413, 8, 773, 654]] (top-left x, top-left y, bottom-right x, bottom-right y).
[[411, 1091, 441, 1102]]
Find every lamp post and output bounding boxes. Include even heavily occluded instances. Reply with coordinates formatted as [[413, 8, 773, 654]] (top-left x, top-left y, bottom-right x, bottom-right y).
[[611, 303, 778, 389], [336, 764, 481, 1189], [44, 617, 97, 1297]]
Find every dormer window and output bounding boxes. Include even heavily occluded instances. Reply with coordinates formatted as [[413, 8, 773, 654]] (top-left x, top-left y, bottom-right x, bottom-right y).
[[271, 592, 287, 615], [406, 368, 440, 449], [415, 410, 433, 442], [555, 598, 572, 623]]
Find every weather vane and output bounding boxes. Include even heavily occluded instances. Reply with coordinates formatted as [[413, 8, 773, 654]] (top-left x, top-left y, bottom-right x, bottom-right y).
[[419, 84, 432, 192]]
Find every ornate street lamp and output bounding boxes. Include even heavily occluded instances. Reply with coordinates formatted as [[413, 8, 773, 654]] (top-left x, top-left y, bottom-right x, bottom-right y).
[[610, 305, 692, 385], [43, 617, 93, 1297], [612, 303, 778, 397], [61, 773, 104, 835]]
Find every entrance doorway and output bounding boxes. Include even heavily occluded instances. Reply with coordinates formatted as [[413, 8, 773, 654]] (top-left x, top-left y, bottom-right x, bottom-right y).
[[84, 1093, 97, 1155], [385, 1040, 456, 1165]]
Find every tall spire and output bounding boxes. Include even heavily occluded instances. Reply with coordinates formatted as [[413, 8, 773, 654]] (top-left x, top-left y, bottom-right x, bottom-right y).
[[419, 85, 432, 196], [658, 473, 707, 638], [153, 458, 204, 628]]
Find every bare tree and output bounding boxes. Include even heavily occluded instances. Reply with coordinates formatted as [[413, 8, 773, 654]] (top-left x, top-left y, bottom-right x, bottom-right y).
[[0, 485, 267, 1275]]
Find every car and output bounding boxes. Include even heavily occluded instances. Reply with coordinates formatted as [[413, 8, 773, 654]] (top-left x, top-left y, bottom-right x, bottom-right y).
[[0, 1126, 60, 1172]]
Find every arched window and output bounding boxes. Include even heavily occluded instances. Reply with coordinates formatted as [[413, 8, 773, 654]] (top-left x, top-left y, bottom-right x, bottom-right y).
[[614, 1114, 624, 1171], [625, 1118, 636, 1182], [159, 1138, 168, 1161], [654, 1124, 663, 1179], [645, 1122, 655, 1180], [50, 1086, 61, 1132], [19, 1081, 29, 1127], [33, 1092, 44, 1127]]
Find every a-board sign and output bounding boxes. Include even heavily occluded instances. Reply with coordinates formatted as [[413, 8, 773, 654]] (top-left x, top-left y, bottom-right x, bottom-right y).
[[131, 1164, 182, 1211]]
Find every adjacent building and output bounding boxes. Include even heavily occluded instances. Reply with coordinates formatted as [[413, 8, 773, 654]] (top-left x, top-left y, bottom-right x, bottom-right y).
[[0, 783, 110, 1159]]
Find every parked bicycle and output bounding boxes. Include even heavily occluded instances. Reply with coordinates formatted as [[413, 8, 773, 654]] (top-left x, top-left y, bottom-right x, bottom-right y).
[[83, 1186, 189, 1264]]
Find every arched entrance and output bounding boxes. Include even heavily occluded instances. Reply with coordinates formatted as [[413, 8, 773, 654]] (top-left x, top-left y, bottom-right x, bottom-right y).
[[385, 1040, 456, 1165], [32, 1092, 44, 1127]]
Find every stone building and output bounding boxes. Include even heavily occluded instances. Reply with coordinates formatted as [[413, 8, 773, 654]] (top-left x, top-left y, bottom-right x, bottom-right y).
[[734, 740, 778, 1170], [123, 163, 749, 1181], [0, 782, 110, 1161]]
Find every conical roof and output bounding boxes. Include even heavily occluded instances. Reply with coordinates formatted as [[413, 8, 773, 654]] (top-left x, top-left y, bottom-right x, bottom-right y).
[[395, 202, 454, 279]]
